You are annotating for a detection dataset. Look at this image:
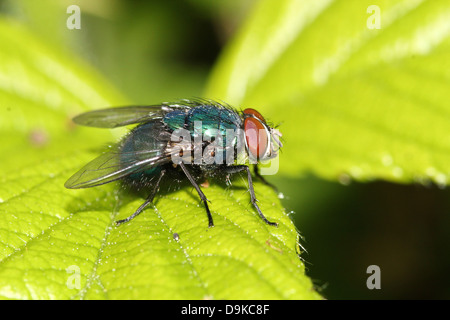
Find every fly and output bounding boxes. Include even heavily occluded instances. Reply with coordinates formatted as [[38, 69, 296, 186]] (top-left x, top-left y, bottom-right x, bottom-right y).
[[65, 99, 283, 228]]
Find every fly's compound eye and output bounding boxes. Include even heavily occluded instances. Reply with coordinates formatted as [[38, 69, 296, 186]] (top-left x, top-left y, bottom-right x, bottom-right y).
[[244, 117, 269, 160], [243, 108, 265, 122]]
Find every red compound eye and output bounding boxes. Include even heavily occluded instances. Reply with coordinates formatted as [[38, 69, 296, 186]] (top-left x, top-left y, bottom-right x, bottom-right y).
[[243, 108, 265, 122], [244, 117, 268, 159]]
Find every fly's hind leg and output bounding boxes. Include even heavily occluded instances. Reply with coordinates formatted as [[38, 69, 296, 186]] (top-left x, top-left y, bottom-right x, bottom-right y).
[[116, 169, 166, 226]]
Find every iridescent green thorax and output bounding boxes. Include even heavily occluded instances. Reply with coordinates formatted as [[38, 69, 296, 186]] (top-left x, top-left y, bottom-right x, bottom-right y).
[[164, 103, 243, 151]]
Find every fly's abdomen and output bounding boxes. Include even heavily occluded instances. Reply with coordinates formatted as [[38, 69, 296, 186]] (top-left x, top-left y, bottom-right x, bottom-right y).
[[120, 121, 168, 179]]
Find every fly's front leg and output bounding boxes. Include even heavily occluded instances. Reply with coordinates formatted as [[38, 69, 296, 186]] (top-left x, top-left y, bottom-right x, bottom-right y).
[[225, 165, 278, 227], [254, 164, 279, 193]]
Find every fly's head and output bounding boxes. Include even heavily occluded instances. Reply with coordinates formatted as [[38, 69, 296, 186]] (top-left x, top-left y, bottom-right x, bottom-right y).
[[242, 108, 283, 162]]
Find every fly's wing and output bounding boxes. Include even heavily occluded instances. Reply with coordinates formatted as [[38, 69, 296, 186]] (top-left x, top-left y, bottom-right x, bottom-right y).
[[73, 105, 174, 128], [64, 148, 171, 189], [67, 117, 178, 189]]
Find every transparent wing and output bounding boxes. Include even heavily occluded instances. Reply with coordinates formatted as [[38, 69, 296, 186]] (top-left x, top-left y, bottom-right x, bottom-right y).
[[67, 118, 180, 188], [73, 105, 172, 128], [65, 148, 171, 189]]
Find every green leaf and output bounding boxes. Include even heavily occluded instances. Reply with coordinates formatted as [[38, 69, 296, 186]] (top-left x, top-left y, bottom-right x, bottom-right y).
[[206, 0, 450, 186], [0, 154, 318, 299], [0, 19, 320, 299]]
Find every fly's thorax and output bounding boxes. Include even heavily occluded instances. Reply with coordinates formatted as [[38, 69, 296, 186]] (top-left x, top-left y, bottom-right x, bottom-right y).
[[168, 126, 245, 166], [165, 104, 245, 166]]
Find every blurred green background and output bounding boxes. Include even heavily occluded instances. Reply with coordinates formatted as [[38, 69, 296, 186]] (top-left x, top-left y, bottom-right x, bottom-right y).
[[1, 0, 450, 299]]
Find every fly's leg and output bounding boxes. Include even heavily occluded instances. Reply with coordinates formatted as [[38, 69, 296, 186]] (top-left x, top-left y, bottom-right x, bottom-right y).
[[225, 165, 278, 227], [254, 164, 279, 192], [180, 162, 214, 228], [116, 169, 166, 226]]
